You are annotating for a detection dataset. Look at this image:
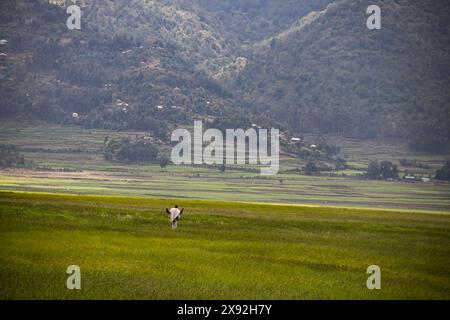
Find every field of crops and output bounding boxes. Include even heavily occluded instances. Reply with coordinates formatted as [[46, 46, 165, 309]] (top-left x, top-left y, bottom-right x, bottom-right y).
[[0, 192, 449, 299], [0, 120, 449, 212], [0, 121, 449, 299], [1, 169, 449, 211]]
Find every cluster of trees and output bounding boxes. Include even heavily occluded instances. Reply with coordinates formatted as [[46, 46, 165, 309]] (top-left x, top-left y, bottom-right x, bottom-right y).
[[103, 136, 173, 168], [0, 145, 33, 169], [435, 161, 450, 181], [408, 122, 450, 153], [366, 161, 399, 180], [302, 161, 345, 176], [304, 162, 318, 175], [158, 155, 170, 169], [103, 137, 159, 163], [399, 158, 431, 169]]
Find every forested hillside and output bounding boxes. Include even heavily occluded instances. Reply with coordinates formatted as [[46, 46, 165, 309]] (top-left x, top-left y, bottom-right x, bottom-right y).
[[172, 0, 334, 42], [0, 0, 449, 151], [233, 0, 450, 151], [0, 0, 250, 140]]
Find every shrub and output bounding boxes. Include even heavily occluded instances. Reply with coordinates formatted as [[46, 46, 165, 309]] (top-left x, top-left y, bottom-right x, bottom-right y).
[[435, 161, 450, 181]]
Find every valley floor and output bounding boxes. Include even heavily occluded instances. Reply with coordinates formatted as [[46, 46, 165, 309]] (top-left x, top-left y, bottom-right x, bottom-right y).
[[0, 121, 449, 299], [0, 168, 449, 212], [0, 120, 449, 212]]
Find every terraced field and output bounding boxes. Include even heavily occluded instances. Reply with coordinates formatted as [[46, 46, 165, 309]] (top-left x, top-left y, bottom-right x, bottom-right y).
[[0, 120, 449, 212]]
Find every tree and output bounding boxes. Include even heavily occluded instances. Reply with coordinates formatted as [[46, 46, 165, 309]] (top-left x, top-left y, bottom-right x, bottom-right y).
[[435, 161, 450, 181], [379, 161, 399, 179], [103, 137, 159, 163], [270, 38, 277, 49], [158, 155, 170, 169], [366, 160, 399, 180], [367, 160, 381, 179], [0, 145, 33, 168], [304, 162, 317, 175]]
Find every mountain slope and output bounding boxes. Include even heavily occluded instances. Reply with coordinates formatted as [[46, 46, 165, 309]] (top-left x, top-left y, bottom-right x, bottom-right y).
[[172, 0, 335, 42], [0, 0, 250, 138], [232, 0, 450, 150], [1, 0, 449, 152]]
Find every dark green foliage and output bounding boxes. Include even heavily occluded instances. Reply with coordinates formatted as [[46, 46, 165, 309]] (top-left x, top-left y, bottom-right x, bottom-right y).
[[0, 0, 249, 134], [0, 145, 32, 169], [366, 160, 399, 180], [234, 0, 450, 146], [0, 0, 448, 153], [193, 71, 233, 99], [435, 161, 450, 181], [408, 121, 450, 153], [399, 159, 431, 170], [270, 38, 277, 50], [104, 137, 159, 163], [304, 162, 317, 175], [158, 155, 170, 169], [379, 161, 399, 180]]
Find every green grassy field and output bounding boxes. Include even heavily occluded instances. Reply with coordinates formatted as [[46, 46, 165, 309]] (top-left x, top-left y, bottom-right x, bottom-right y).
[[1, 120, 449, 212], [0, 121, 449, 299], [0, 191, 449, 299], [1, 169, 449, 211]]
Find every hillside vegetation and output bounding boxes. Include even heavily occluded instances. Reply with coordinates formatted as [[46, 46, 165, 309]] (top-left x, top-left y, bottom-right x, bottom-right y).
[[0, 0, 248, 137], [0, 0, 449, 151], [172, 0, 334, 42], [233, 0, 450, 151]]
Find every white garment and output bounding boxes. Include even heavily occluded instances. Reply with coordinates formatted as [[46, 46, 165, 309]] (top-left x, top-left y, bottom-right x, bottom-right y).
[[169, 208, 181, 229], [169, 208, 181, 222]]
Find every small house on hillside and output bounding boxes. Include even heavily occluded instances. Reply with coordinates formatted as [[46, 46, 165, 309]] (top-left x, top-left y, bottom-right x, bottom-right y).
[[116, 99, 129, 107]]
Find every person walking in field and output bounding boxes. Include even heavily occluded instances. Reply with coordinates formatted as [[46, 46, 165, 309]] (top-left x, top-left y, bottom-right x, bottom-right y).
[[166, 205, 184, 229]]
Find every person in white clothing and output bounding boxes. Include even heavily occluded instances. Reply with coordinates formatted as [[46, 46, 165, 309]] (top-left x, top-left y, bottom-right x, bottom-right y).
[[165, 205, 184, 229]]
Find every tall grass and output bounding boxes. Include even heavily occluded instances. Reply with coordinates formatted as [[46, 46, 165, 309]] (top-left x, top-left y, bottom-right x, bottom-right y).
[[0, 192, 449, 299]]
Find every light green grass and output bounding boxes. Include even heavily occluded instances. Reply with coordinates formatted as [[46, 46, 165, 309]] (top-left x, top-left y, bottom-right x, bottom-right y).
[[1, 120, 449, 211], [0, 191, 449, 299], [1, 169, 449, 211]]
